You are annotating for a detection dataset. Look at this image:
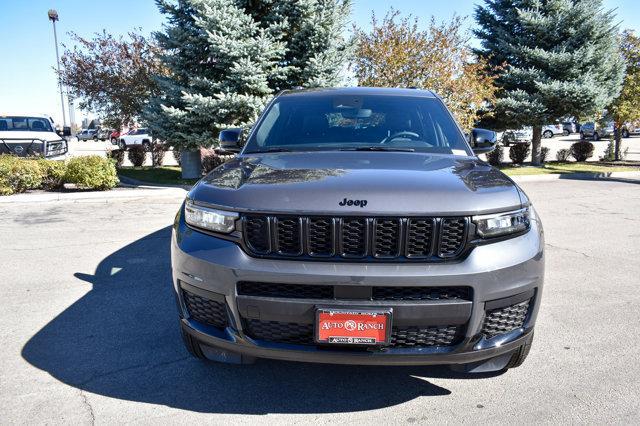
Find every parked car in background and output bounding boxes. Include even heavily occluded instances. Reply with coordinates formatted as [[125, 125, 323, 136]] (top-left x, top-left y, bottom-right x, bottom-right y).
[[77, 129, 98, 141], [0, 114, 68, 159], [94, 128, 113, 141], [542, 124, 564, 138], [562, 122, 578, 136], [502, 127, 532, 146], [118, 128, 153, 150], [580, 121, 614, 141], [621, 122, 640, 138]]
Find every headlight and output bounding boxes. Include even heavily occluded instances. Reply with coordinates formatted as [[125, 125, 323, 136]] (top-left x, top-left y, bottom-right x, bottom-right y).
[[184, 200, 238, 233], [473, 207, 531, 238]]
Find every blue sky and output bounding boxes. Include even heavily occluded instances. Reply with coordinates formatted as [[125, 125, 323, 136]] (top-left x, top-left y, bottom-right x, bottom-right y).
[[0, 0, 637, 126]]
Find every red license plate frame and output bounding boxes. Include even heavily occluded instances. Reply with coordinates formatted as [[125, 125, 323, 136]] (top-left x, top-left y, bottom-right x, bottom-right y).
[[315, 307, 392, 345]]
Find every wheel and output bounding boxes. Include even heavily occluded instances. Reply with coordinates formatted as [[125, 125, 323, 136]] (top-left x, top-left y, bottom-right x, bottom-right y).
[[142, 141, 151, 151], [563, 129, 570, 136], [543, 130, 553, 139], [579, 131, 585, 140], [622, 129, 630, 138], [504, 332, 534, 369], [119, 141, 126, 150], [593, 132, 600, 141]]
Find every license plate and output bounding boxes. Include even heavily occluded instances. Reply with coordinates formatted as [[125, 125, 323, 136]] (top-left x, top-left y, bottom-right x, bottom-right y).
[[315, 307, 392, 345]]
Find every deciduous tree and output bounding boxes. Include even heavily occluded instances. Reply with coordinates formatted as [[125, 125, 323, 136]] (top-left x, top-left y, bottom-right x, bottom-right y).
[[60, 31, 161, 129], [608, 30, 640, 160], [352, 11, 497, 131]]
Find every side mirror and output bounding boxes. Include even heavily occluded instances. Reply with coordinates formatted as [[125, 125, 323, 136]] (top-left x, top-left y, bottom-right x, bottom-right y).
[[470, 128, 497, 155], [62, 126, 72, 137], [218, 128, 244, 153]]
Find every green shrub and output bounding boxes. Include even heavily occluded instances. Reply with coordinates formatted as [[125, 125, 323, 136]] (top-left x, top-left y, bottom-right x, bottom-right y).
[[0, 155, 43, 195], [570, 141, 594, 162], [540, 146, 550, 163], [64, 155, 118, 190], [37, 159, 67, 190], [127, 145, 146, 167], [107, 149, 125, 167], [556, 148, 571, 162], [152, 143, 166, 167], [485, 145, 503, 166], [509, 144, 530, 165]]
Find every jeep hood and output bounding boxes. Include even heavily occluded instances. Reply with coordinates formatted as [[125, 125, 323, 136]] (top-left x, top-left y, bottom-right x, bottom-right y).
[[190, 152, 523, 215]]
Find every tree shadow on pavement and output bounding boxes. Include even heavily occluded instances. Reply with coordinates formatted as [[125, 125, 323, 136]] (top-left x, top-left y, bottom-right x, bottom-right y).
[[21, 226, 490, 414]]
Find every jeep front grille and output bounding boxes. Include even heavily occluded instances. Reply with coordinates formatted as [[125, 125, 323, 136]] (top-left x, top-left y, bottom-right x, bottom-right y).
[[242, 215, 468, 262]]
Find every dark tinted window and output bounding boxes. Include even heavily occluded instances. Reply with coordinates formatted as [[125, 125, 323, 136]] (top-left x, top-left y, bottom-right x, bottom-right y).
[[244, 95, 470, 154]]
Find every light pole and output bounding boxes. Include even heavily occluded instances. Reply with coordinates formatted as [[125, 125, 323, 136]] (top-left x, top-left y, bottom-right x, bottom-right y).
[[48, 9, 67, 127]]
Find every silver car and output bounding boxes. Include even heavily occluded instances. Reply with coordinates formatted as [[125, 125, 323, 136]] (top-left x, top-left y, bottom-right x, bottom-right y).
[[580, 122, 614, 141], [76, 129, 98, 141], [172, 87, 544, 373]]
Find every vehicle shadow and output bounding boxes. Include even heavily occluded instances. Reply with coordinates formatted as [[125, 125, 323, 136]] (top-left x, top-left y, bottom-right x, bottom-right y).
[[21, 226, 491, 414]]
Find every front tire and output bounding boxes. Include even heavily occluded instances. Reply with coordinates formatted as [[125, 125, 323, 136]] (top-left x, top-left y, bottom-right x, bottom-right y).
[[622, 129, 630, 138], [543, 130, 553, 139], [563, 129, 570, 136], [580, 131, 585, 140], [119, 141, 126, 150], [142, 141, 151, 151], [593, 132, 600, 141]]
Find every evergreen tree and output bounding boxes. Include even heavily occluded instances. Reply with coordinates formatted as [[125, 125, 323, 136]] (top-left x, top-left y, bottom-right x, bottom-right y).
[[474, 0, 625, 165], [145, 0, 351, 176]]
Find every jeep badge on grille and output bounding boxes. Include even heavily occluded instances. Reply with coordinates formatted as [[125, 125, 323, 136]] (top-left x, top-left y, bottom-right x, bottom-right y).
[[339, 198, 367, 207]]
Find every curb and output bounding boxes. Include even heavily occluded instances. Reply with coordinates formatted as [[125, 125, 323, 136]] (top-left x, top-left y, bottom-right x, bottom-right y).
[[0, 186, 187, 203], [510, 171, 640, 182], [117, 174, 194, 190]]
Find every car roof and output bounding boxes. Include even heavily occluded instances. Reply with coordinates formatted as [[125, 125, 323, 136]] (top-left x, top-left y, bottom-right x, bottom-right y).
[[277, 86, 437, 99], [0, 113, 52, 119]]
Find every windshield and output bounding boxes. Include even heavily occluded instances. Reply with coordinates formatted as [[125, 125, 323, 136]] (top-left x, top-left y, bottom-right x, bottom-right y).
[[244, 94, 471, 155], [0, 116, 54, 132]]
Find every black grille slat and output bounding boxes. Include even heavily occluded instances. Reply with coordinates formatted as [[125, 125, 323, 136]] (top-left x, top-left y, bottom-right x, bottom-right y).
[[439, 218, 467, 257], [373, 219, 401, 258], [406, 218, 435, 258], [244, 216, 270, 253], [275, 217, 303, 255], [182, 290, 228, 328], [242, 215, 468, 262], [238, 282, 334, 299], [481, 300, 530, 339], [308, 218, 334, 256], [372, 286, 471, 301], [243, 319, 462, 348], [340, 218, 368, 257]]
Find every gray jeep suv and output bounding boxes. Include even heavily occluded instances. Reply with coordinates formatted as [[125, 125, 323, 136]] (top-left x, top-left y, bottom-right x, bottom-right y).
[[172, 87, 544, 373]]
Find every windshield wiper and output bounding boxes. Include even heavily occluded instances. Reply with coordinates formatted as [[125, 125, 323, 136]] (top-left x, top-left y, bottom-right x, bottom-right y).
[[251, 147, 292, 153], [339, 146, 415, 152]]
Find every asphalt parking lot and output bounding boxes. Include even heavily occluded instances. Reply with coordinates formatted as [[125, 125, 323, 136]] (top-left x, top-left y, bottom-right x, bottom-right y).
[[1, 178, 639, 424]]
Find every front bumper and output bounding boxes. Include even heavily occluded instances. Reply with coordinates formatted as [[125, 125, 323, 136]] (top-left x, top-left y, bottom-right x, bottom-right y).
[[171, 209, 544, 366]]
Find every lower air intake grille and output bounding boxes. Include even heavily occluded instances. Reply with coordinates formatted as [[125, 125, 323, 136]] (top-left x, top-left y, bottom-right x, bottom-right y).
[[390, 326, 460, 348], [243, 320, 462, 348], [481, 300, 530, 339], [182, 290, 228, 328]]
